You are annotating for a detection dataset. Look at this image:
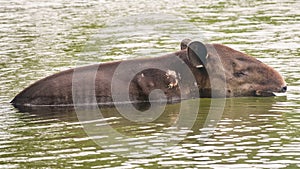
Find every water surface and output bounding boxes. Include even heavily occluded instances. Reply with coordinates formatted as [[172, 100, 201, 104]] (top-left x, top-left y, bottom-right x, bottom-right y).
[[0, 0, 300, 168]]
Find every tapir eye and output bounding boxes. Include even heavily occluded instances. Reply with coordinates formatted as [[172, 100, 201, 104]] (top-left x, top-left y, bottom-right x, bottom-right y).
[[233, 71, 247, 77]]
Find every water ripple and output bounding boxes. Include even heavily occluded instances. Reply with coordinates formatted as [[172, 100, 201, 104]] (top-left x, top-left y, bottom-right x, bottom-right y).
[[0, 0, 300, 168]]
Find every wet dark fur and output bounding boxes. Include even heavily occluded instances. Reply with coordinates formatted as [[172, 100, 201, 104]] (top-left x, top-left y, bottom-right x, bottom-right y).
[[11, 42, 286, 107]]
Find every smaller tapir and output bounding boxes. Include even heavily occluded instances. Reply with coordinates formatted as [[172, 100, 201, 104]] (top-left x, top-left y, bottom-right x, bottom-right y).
[[11, 39, 287, 107]]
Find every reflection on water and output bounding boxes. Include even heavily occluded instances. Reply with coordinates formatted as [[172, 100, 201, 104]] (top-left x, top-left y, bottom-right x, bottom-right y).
[[3, 97, 300, 168], [1, 0, 300, 168]]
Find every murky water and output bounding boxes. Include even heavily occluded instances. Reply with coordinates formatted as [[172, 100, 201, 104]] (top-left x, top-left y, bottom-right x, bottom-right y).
[[1, 0, 300, 168]]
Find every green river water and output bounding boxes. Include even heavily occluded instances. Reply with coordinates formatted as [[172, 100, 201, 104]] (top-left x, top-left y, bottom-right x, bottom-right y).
[[0, 0, 300, 168]]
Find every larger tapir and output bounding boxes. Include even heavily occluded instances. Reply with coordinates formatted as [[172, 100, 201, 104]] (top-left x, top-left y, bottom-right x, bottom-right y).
[[11, 39, 287, 107]]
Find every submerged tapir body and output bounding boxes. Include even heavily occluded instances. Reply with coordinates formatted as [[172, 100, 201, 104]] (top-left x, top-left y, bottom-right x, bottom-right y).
[[11, 40, 287, 107]]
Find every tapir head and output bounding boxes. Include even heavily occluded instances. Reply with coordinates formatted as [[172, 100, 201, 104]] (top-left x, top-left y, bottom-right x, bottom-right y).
[[183, 40, 287, 97]]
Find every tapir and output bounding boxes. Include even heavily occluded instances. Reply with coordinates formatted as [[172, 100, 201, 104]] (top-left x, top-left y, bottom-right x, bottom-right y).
[[11, 39, 287, 107]]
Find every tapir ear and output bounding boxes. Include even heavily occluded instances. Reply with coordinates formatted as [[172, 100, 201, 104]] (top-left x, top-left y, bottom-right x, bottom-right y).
[[187, 41, 208, 68], [180, 38, 192, 50]]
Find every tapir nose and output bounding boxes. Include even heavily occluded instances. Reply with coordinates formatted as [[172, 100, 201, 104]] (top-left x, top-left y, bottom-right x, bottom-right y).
[[281, 86, 287, 92]]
